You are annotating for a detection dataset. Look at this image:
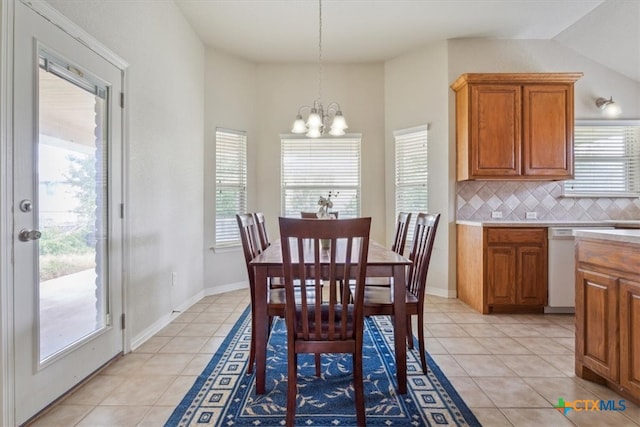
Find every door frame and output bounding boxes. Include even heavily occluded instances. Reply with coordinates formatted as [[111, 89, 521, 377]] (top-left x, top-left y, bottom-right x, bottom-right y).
[[0, 1, 130, 425]]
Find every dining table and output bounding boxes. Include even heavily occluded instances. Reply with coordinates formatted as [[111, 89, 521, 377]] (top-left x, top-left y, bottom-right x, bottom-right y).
[[250, 239, 412, 395]]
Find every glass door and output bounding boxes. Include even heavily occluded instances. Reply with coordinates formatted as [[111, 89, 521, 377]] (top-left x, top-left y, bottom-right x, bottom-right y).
[[13, 2, 124, 423], [37, 53, 110, 363]]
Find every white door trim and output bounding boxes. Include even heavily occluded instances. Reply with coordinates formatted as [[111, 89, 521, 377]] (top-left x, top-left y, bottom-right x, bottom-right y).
[[0, 1, 130, 424], [0, 1, 16, 425]]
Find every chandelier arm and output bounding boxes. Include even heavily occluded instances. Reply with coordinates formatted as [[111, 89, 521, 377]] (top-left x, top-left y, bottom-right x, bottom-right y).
[[325, 102, 342, 115], [297, 105, 313, 116]]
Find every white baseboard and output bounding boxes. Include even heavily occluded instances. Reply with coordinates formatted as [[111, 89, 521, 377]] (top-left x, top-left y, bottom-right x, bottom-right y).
[[425, 286, 457, 299], [129, 282, 248, 351], [130, 291, 204, 351], [203, 281, 247, 296]]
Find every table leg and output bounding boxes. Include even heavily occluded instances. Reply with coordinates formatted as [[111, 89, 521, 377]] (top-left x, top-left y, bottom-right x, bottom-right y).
[[254, 265, 268, 394], [393, 265, 407, 394]]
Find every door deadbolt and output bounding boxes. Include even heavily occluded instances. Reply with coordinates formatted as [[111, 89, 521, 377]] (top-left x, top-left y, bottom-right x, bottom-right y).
[[19, 229, 42, 242], [19, 199, 33, 212]]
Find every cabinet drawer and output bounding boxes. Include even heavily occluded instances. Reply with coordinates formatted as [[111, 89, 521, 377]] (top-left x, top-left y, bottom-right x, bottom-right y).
[[486, 228, 546, 244], [577, 240, 640, 275]]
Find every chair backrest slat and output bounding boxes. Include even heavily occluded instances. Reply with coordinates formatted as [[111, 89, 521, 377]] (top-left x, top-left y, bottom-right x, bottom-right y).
[[254, 212, 270, 251], [406, 213, 440, 302], [391, 212, 412, 255]]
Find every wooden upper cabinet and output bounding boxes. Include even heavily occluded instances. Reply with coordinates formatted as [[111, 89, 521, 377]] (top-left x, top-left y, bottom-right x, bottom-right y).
[[523, 85, 574, 177], [452, 73, 582, 181], [471, 84, 521, 177]]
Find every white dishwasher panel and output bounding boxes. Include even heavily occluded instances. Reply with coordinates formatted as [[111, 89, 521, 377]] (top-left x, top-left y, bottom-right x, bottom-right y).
[[546, 227, 614, 314]]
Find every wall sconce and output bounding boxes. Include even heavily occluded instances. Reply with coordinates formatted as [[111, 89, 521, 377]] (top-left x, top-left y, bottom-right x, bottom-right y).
[[595, 96, 622, 117]]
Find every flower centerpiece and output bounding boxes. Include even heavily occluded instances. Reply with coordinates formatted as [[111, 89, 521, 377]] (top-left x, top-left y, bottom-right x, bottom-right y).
[[317, 191, 339, 219], [317, 191, 338, 249]]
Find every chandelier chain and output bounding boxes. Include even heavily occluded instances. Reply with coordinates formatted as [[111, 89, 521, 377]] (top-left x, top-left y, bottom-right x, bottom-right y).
[[318, 0, 323, 105]]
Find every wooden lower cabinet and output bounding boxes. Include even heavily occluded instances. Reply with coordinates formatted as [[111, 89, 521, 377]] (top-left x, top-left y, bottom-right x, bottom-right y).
[[620, 281, 640, 399], [575, 237, 640, 405], [486, 246, 516, 305], [457, 225, 547, 313], [575, 269, 619, 381]]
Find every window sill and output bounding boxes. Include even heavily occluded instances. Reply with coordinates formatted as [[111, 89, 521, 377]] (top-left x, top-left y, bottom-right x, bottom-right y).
[[210, 244, 241, 254]]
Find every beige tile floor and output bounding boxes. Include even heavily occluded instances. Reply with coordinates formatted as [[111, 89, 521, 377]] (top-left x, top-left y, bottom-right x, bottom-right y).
[[28, 290, 640, 426]]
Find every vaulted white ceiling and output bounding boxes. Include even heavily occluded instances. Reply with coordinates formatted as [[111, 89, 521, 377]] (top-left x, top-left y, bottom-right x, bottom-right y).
[[174, 0, 639, 83]]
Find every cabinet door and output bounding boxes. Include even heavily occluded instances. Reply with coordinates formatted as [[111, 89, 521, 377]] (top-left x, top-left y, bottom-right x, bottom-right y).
[[487, 246, 516, 305], [575, 269, 619, 381], [517, 245, 547, 305], [469, 84, 521, 177], [620, 280, 640, 399], [522, 84, 573, 178]]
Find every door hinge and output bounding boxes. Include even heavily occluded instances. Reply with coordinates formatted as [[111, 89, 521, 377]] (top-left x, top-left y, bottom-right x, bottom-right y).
[[121, 313, 126, 330], [106, 313, 112, 325], [120, 203, 124, 219], [120, 92, 124, 108]]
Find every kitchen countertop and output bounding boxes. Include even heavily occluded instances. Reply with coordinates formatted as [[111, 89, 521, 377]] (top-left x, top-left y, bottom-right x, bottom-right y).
[[574, 228, 640, 245], [457, 220, 640, 228], [456, 220, 609, 227]]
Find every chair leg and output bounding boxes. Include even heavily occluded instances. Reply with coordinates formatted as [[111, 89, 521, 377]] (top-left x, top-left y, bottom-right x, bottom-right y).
[[417, 311, 428, 375], [406, 315, 414, 350], [315, 353, 321, 377], [286, 352, 298, 427], [353, 351, 366, 426], [247, 311, 256, 375]]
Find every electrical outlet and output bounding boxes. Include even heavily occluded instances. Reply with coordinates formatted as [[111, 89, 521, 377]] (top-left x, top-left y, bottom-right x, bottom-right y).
[[491, 211, 503, 219], [526, 211, 538, 219], [172, 272, 177, 286]]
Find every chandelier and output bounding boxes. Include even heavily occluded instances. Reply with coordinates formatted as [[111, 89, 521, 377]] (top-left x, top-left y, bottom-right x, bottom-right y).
[[291, 0, 348, 138]]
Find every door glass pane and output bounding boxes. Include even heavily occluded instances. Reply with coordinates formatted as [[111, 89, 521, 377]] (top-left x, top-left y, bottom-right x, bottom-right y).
[[38, 55, 109, 362]]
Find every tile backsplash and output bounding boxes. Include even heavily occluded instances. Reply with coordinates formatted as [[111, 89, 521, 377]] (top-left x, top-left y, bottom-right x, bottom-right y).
[[457, 181, 640, 221]]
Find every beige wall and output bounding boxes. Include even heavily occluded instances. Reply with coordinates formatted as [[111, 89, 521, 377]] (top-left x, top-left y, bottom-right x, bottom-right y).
[[204, 49, 257, 289], [384, 41, 455, 297]]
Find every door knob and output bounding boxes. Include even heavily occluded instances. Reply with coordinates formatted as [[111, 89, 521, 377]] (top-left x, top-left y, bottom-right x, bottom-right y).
[[19, 229, 42, 242]]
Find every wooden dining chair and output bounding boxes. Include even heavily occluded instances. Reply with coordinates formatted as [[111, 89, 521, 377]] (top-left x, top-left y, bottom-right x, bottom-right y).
[[279, 217, 371, 427], [237, 212, 321, 375], [353, 212, 439, 374], [236, 213, 289, 374]]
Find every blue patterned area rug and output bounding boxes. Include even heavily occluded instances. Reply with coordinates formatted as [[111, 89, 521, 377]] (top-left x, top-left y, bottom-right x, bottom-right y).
[[166, 306, 481, 426]]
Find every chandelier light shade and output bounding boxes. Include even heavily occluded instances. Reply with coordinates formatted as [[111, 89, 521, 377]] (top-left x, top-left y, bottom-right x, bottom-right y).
[[595, 96, 622, 117], [291, 0, 348, 138]]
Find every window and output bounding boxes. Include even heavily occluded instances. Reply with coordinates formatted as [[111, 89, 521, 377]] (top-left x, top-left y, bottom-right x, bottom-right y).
[[281, 136, 361, 218], [215, 128, 247, 247], [564, 121, 640, 197], [394, 125, 429, 239]]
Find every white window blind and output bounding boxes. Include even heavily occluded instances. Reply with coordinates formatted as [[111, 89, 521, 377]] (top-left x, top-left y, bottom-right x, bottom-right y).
[[564, 122, 640, 197], [215, 128, 247, 247], [281, 136, 361, 218], [395, 125, 429, 240]]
